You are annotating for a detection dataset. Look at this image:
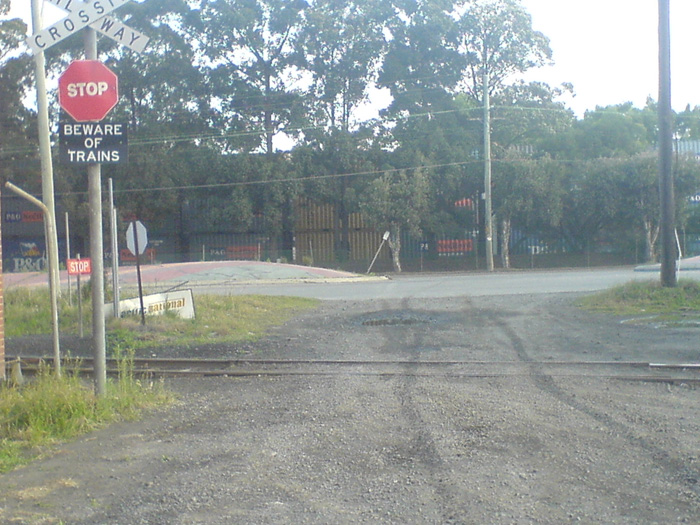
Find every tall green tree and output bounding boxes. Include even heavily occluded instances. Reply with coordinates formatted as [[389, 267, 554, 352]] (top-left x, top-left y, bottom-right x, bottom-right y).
[[493, 155, 563, 268], [296, 0, 391, 261], [0, 2, 36, 189], [359, 168, 430, 272], [379, 0, 463, 116], [300, 0, 391, 133], [457, 0, 552, 103], [491, 80, 574, 150], [676, 104, 700, 140], [194, 0, 307, 154], [543, 104, 653, 160], [107, 0, 211, 135]]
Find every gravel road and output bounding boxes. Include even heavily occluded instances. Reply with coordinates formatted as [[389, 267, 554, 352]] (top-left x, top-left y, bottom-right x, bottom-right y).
[[1, 292, 699, 524]]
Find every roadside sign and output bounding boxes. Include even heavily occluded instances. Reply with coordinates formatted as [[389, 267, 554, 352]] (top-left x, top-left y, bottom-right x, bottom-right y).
[[59, 61, 119, 122], [44, 0, 150, 53], [126, 220, 148, 256], [26, 0, 132, 54], [59, 121, 128, 164], [67, 258, 92, 276], [105, 289, 196, 319]]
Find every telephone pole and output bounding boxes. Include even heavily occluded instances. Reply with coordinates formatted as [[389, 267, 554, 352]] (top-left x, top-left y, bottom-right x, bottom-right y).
[[658, 0, 676, 287], [30, 0, 61, 371], [483, 68, 494, 272]]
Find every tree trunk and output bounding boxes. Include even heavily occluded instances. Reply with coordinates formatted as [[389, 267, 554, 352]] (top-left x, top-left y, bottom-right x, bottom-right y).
[[337, 177, 350, 262], [387, 226, 402, 272], [500, 216, 511, 269], [643, 217, 660, 262], [264, 65, 274, 155]]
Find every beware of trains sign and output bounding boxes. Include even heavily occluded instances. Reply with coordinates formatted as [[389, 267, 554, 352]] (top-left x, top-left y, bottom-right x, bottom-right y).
[[59, 121, 128, 164]]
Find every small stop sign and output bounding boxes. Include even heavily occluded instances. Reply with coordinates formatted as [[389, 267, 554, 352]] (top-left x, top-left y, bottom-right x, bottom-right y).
[[58, 60, 119, 122]]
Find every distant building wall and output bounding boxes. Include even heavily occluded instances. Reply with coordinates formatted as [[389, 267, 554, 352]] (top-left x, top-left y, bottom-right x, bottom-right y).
[[675, 139, 700, 157]]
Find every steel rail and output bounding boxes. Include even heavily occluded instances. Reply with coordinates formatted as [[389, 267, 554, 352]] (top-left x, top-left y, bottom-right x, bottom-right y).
[[9, 355, 696, 367], [6, 356, 700, 383]]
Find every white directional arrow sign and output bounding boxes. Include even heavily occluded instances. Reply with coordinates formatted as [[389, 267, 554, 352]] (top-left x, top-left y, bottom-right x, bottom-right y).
[[44, 0, 150, 53], [26, 0, 133, 54]]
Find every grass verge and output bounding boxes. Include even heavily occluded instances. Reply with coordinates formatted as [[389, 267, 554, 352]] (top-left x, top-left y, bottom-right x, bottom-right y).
[[0, 351, 173, 473], [577, 279, 700, 322], [2, 288, 318, 472], [107, 294, 319, 350], [5, 288, 319, 351]]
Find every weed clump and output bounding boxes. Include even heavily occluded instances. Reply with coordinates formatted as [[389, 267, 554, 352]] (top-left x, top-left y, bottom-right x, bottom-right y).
[[0, 353, 173, 473], [577, 279, 700, 315]]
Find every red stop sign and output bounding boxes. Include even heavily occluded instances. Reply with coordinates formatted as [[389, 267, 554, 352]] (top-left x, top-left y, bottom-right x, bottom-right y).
[[66, 258, 92, 276], [58, 60, 118, 122]]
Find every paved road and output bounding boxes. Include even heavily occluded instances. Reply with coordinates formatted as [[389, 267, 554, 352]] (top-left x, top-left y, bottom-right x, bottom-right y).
[[5, 259, 700, 301], [216, 267, 663, 300]]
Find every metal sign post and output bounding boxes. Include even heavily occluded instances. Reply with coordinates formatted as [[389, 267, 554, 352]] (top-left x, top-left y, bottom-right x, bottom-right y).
[[5, 182, 61, 376], [109, 179, 120, 318], [81, 28, 108, 395], [367, 231, 390, 274], [658, 0, 676, 287], [67, 256, 91, 338]]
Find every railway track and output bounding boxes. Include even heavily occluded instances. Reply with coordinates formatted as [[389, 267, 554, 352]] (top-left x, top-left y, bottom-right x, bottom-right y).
[[6, 356, 700, 383]]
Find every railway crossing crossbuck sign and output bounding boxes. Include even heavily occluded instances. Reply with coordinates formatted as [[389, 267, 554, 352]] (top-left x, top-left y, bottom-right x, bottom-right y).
[[26, 0, 132, 54]]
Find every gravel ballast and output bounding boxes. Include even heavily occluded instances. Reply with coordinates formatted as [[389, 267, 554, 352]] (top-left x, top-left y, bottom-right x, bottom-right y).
[[1, 292, 699, 524]]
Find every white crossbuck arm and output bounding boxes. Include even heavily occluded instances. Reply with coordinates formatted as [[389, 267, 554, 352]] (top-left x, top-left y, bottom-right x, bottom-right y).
[[27, 0, 149, 54]]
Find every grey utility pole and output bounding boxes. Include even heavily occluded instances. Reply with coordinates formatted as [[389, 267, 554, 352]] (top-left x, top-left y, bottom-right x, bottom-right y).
[[483, 68, 494, 272], [30, 0, 61, 371], [84, 28, 107, 396], [658, 0, 676, 287]]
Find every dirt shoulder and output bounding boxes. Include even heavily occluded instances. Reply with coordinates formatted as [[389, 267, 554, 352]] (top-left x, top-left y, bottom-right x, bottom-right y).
[[1, 293, 699, 524]]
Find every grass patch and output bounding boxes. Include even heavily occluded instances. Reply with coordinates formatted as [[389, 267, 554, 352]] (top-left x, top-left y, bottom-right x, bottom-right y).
[[0, 354, 173, 473], [2, 289, 317, 473], [577, 279, 700, 318], [5, 288, 319, 350], [108, 294, 318, 349], [4, 287, 90, 338]]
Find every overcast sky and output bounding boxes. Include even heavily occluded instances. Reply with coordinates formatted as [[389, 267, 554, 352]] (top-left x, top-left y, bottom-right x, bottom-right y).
[[7, 0, 700, 117], [521, 0, 700, 115]]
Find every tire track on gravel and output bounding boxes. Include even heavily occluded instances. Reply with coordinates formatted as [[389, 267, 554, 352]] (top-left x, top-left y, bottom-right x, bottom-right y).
[[372, 297, 464, 523], [487, 305, 700, 497]]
